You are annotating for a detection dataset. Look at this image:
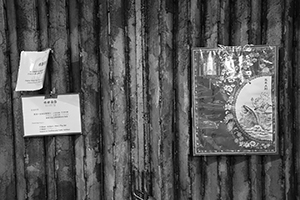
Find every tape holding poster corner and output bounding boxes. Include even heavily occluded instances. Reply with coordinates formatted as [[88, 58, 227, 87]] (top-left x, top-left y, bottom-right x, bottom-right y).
[[15, 48, 51, 91]]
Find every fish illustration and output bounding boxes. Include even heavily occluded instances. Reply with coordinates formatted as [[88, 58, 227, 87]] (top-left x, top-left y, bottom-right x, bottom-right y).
[[240, 105, 260, 128]]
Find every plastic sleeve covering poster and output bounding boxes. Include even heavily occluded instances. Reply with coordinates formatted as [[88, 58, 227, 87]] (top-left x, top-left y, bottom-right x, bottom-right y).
[[21, 94, 82, 137], [192, 46, 278, 155], [15, 49, 51, 91]]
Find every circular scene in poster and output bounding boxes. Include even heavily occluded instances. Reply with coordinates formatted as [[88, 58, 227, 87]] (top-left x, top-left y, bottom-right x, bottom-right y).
[[234, 76, 273, 142]]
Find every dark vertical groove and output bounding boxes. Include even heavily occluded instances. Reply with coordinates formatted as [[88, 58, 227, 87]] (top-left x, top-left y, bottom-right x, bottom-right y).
[[229, 157, 234, 200], [171, 0, 180, 199], [105, 0, 115, 197], [246, 0, 251, 43], [260, 2, 268, 200], [3, 1, 17, 198], [187, 1, 192, 198], [217, 157, 221, 200], [141, 0, 149, 197], [35, 0, 40, 47], [65, 0, 71, 93], [202, 0, 208, 46], [122, 0, 131, 197], [258, 0, 263, 44], [142, 0, 152, 197], [199, 1, 206, 198], [293, 0, 300, 199], [158, 0, 164, 194], [66, 2, 77, 197], [73, 0, 80, 93], [228, 0, 233, 45], [144, 0, 153, 197], [283, 0, 295, 199], [75, 0, 82, 92], [123, 0, 133, 198], [97, 1, 105, 197], [247, 154, 252, 200], [173, 1, 179, 199], [200, 0, 206, 47], [187, 0, 193, 152], [94, 0, 104, 198], [66, 0, 74, 93], [261, 154, 265, 200], [98, 0, 107, 198], [261, 0, 268, 45], [229, 0, 235, 45], [39, 0, 51, 95]]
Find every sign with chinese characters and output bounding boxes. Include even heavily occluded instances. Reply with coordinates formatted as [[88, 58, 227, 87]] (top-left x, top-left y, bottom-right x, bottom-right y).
[[21, 94, 82, 137], [192, 45, 278, 155], [16, 49, 51, 91]]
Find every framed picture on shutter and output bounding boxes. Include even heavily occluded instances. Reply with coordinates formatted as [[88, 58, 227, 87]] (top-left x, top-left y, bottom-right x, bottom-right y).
[[192, 45, 278, 155]]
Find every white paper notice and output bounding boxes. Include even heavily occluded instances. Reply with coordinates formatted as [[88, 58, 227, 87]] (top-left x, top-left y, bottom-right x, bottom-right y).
[[21, 94, 82, 137], [15, 49, 51, 91]]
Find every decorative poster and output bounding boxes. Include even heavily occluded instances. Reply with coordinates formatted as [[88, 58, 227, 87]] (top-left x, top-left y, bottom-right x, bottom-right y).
[[192, 45, 278, 155]]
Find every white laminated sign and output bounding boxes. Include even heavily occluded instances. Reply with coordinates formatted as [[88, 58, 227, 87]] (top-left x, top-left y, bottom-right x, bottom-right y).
[[15, 49, 51, 91], [21, 94, 82, 137]]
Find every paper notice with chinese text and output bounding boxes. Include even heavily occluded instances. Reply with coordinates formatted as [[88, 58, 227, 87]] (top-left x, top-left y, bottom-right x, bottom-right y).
[[21, 94, 82, 137], [15, 49, 51, 91]]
